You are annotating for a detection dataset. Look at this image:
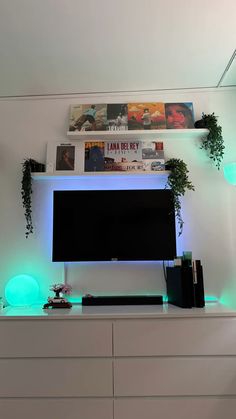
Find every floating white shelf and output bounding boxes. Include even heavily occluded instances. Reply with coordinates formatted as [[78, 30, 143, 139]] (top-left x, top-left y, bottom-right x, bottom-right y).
[[32, 170, 170, 180], [33, 129, 208, 180], [67, 128, 208, 141]]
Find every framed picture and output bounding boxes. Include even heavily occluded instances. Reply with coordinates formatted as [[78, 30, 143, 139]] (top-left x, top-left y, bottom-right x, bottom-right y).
[[46, 142, 81, 173], [165, 102, 195, 129]]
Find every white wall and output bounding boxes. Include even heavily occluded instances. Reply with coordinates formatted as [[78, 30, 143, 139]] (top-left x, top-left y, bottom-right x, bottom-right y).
[[0, 87, 235, 304]]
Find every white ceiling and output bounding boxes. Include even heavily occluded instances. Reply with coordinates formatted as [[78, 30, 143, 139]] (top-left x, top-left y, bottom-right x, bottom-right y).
[[0, 0, 236, 97]]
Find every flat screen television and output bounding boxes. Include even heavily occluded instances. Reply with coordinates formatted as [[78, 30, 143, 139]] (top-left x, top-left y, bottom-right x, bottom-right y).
[[52, 189, 177, 262]]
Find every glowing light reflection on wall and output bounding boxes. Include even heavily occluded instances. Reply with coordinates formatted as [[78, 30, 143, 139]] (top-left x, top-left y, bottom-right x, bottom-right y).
[[223, 163, 236, 185]]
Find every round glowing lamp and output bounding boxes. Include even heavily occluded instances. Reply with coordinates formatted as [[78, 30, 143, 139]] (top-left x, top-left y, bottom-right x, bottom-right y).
[[223, 162, 236, 186], [5, 275, 40, 307]]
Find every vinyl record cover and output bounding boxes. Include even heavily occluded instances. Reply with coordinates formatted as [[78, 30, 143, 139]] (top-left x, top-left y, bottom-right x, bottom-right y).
[[142, 159, 165, 171], [104, 140, 143, 171], [128, 103, 166, 130], [69, 104, 107, 131], [141, 141, 165, 171], [84, 140, 165, 172], [106, 103, 128, 131], [142, 141, 164, 159], [165, 102, 194, 129], [84, 141, 105, 172]]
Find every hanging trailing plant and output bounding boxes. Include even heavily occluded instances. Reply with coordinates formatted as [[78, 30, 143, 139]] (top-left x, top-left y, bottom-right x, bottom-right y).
[[195, 112, 224, 170], [165, 158, 195, 236], [21, 158, 45, 238]]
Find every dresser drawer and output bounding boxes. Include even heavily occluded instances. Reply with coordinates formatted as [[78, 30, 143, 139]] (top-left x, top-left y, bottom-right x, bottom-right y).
[[114, 317, 236, 356], [0, 358, 113, 397], [0, 320, 112, 357], [114, 357, 236, 396], [0, 399, 113, 419], [114, 398, 236, 419]]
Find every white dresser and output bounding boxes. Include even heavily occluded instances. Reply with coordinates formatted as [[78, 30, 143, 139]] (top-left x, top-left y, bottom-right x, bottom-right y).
[[1, 303, 236, 419]]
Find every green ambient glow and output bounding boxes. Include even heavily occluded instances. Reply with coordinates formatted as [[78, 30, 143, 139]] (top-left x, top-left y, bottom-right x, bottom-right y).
[[68, 296, 82, 304], [5, 275, 40, 306], [220, 291, 236, 309], [205, 295, 218, 302], [164, 295, 218, 303], [223, 162, 236, 185]]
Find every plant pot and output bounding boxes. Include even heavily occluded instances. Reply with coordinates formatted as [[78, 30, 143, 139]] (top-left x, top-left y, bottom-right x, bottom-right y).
[[30, 162, 45, 172], [194, 119, 206, 129]]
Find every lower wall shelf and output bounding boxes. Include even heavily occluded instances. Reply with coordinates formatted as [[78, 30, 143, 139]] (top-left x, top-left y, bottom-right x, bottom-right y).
[[32, 170, 170, 180]]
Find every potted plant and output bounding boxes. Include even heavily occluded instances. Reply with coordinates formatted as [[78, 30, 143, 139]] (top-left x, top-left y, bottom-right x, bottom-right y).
[[195, 113, 224, 170], [165, 158, 195, 236], [50, 283, 72, 298], [21, 158, 45, 238], [43, 283, 72, 309]]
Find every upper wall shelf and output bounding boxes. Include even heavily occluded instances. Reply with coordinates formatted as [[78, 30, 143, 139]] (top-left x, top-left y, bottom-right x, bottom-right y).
[[67, 128, 209, 141]]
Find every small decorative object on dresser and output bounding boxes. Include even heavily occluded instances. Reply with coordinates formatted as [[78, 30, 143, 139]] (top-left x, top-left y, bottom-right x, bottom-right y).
[[43, 283, 72, 309], [5, 274, 40, 307]]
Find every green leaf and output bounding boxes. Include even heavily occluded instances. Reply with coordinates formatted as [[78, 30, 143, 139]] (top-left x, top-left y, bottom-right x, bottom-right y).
[[199, 113, 224, 170], [165, 158, 195, 236]]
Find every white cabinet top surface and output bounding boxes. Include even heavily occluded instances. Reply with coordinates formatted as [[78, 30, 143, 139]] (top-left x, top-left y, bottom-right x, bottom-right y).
[[0, 303, 235, 320]]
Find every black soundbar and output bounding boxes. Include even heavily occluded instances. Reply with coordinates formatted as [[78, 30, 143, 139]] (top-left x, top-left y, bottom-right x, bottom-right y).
[[82, 295, 163, 306]]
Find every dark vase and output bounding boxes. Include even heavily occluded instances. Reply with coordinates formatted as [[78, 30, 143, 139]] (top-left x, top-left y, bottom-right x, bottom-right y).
[[194, 119, 206, 129], [30, 162, 45, 172]]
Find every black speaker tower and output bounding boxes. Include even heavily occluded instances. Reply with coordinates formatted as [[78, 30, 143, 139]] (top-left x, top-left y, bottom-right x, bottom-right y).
[[166, 260, 205, 308]]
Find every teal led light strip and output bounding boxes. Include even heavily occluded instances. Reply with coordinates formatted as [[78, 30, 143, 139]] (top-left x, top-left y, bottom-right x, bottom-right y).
[[164, 295, 218, 303], [205, 295, 218, 302]]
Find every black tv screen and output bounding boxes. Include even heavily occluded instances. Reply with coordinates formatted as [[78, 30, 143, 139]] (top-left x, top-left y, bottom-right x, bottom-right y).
[[52, 189, 176, 262]]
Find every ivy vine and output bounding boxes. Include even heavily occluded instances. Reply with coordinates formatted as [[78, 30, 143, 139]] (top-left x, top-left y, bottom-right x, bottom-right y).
[[197, 112, 224, 170], [21, 159, 36, 238], [165, 158, 195, 236]]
